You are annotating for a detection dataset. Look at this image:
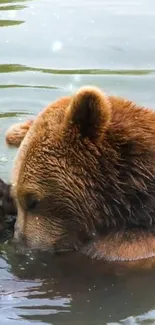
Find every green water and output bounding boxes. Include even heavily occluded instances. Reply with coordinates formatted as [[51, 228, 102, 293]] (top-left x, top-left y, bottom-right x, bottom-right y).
[[1, 0, 155, 324]]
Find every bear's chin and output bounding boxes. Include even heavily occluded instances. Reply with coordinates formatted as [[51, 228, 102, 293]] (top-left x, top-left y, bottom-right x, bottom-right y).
[[12, 230, 77, 255]]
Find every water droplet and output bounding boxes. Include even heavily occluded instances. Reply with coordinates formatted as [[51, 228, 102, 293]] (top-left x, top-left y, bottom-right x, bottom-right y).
[[54, 12, 60, 20], [73, 75, 81, 82], [0, 156, 8, 163], [52, 41, 63, 52]]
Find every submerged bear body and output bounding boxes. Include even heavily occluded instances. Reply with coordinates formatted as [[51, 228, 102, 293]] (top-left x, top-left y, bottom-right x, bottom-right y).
[[5, 87, 155, 261]]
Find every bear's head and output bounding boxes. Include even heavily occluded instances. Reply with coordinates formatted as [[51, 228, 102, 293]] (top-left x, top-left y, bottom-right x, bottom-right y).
[[11, 87, 155, 259]]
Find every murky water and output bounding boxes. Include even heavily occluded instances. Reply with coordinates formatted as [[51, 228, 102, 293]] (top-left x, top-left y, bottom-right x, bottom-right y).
[[1, 0, 155, 324]]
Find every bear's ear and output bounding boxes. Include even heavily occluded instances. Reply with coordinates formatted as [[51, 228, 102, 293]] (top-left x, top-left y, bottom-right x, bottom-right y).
[[65, 86, 111, 141]]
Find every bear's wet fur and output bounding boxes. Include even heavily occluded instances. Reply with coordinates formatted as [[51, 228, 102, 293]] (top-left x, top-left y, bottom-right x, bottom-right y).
[[4, 86, 155, 261]]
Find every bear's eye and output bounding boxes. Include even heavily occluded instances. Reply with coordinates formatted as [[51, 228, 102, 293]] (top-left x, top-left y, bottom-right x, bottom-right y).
[[25, 193, 40, 212]]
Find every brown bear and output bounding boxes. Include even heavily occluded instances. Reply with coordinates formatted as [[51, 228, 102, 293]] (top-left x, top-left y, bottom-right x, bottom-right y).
[[4, 86, 155, 262]]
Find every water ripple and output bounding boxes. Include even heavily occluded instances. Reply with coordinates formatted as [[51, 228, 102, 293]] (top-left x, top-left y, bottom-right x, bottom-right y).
[[0, 64, 154, 76]]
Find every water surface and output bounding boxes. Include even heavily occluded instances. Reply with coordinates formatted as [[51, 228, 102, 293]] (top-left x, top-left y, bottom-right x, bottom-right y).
[[1, 0, 155, 324]]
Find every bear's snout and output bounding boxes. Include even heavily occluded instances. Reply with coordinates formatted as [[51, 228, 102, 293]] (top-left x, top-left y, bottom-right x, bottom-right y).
[[14, 220, 24, 242]]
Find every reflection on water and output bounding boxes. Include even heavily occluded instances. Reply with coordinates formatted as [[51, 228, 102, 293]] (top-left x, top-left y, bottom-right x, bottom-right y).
[[0, 5, 26, 11], [1, 63, 155, 75], [1, 0, 155, 324], [0, 20, 24, 26], [0, 0, 27, 3], [2, 246, 155, 325], [0, 0, 26, 26]]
